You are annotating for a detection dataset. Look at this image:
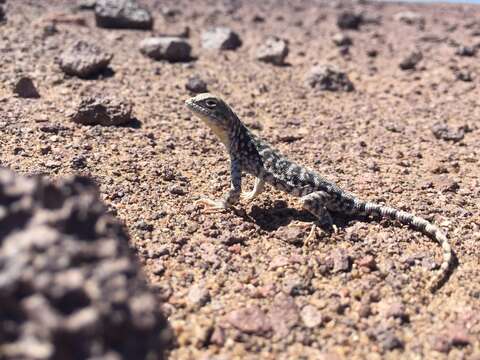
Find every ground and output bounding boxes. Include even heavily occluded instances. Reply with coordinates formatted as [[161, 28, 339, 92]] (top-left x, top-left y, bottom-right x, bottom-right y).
[[0, 0, 479, 359]]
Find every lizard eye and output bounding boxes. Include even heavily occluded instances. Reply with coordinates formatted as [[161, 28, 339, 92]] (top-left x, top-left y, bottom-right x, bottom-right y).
[[205, 99, 217, 108]]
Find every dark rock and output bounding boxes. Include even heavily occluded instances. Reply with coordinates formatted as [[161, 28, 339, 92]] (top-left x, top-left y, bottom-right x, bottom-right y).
[[455, 45, 476, 57], [95, 0, 153, 30], [201, 27, 242, 50], [332, 33, 352, 47], [70, 96, 133, 126], [140, 37, 192, 63], [0, 168, 172, 359], [433, 326, 471, 353], [0, 4, 6, 22], [306, 65, 354, 92], [71, 155, 88, 169], [431, 122, 465, 142], [255, 36, 289, 65], [367, 49, 378, 57], [337, 11, 363, 30], [59, 40, 112, 78], [13, 76, 40, 98], [185, 75, 208, 93], [226, 306, 272, 335], [399, 50, 422, 70]]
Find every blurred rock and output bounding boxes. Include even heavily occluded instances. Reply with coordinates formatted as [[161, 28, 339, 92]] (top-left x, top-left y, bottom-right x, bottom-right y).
[[77, 0, 96, 10], [431, 122, 465, 142], [455, 45, 476, 57], [140, 37, 192, 62], [70, 96, 134, 126], [332, 33, 352, 47], [268, 293, 299, 338], [95, 0, 153, 29], [399, 50, 422, 70], [227, 306, 272, 335], [201, 27, 242, 50], [394, 11, 425, 27], [300, 305, 323, 328], [255, 36, 289, 65], [0, 168, 172, 359], [306, 65, 354, 92], [13, 76, 40, 98], [59, 40, 112, 78], [337, 11, 363, 30], [185, 75, 208, 93]]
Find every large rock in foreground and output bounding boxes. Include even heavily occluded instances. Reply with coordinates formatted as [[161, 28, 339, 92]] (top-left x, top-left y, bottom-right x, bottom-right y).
[[70, 95, 134, 126], [0, 169, 172, 359], [140, 37, 192, 62], [95, 0, 153, 30], [59, 40, 113, 79]]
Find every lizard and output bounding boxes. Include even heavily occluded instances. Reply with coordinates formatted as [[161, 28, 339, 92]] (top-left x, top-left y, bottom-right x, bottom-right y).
[[185, 92, 453, 292]]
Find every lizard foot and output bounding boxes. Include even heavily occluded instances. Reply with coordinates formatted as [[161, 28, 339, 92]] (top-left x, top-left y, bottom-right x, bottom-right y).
[[195, 198, 228, 214], [240, 190, 256, 202]]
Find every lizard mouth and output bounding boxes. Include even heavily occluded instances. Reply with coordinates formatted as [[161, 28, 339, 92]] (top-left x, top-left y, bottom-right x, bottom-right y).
[[185, 99, 217, 120]]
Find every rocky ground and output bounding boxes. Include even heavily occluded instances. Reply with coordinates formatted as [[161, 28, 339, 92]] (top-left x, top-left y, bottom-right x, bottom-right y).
[[1, 0, 480, 359]]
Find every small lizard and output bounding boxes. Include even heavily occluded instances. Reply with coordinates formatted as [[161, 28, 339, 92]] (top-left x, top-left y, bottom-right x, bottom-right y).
[[185, 93, 453, 292]]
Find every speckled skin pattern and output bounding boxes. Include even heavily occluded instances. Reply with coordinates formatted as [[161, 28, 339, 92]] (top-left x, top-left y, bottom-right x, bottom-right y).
[[186, 93, 453, 292]]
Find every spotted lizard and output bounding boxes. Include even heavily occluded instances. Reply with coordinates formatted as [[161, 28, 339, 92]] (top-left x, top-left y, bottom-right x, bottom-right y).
[[185, 92, 453, 292]]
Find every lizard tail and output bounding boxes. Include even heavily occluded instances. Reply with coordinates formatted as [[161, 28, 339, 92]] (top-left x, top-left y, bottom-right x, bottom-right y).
[[356, 200, 453, 292]]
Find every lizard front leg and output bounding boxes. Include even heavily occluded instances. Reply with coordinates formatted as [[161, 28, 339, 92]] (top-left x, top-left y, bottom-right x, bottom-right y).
[[241, 177, 265, 202], [196, 157, 242, 212]]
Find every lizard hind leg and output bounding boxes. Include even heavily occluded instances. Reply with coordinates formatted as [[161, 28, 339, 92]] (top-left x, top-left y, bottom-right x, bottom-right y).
[[241, 178, 265, 202], [299, 191, 335, 244]]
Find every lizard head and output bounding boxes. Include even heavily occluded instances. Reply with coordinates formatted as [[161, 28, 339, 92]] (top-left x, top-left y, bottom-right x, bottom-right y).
[[185, 93, 236, 146]]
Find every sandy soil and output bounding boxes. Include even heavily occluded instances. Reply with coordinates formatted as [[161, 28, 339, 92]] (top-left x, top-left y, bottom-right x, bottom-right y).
[[1, 0, 479, 359]]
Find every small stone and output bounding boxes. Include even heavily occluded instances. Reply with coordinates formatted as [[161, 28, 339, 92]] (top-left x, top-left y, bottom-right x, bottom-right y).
[[357, 255, 376, 271], [209, 326, 225, 346], [367, 49, 378, 57], [226, 306, 272, 335], [455, 45, 476, 57], [306, 65, 354, 92], [433, 175, 460, 193], [255, 36, 289, 65], [454, 69, 473, 82], [332, 249, 351, 273], [381, 331, 404, 351], [59, 40, 112, 78], [187, 283, 211, 307], [300, 305, 323, 328], [399, 50, 423, 70], [337, 11, 363, 30], [185, 75, 208, 93], [394, 11, 425, 27], [268, 293, 299, 338], [77, 0, 96, 10], [140, 37, 192, 63], [332, 33, 352, 47], [70, 96, 133, 126], [95, 0, 153, 30], [278, 226, 304, 245], [384, 301, 408, 323], [433, 326, 470, 353], [431, 122, 465, 142], [71, 155, 87, 169], [13, 76, 40, 98], [201, 27, 242, 50]]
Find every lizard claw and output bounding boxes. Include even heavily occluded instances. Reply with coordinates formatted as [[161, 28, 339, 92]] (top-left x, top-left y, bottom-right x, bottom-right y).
[[240, 191, 255, 202]]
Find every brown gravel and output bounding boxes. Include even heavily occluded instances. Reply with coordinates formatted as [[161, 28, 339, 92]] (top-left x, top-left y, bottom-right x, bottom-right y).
[[0, 0, 479, 359]]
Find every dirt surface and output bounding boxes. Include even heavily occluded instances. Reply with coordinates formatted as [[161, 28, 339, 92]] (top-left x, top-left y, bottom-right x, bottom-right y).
[[1, 0, 480, 359]]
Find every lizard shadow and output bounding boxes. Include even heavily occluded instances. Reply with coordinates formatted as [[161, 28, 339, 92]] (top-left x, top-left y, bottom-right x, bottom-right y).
[[242, 200, 354, 233]]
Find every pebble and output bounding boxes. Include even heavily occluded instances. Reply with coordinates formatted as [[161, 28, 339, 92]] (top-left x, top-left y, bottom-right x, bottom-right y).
[[394, 11, 425, 27], [332, 249, 351, 273], [140, 37, 192, 63], [431, 122, 465, 142], [399, 50, 423, 70], [185, 75, 208, 93], [455, 45, 476, 57], [201, 27, 242, 50], [306, 65, 354, 92], [268, 293, 300, 338], [255, 36, 289, 65], [226, 306, 272, 335], [332, 33, 352, 47], [187, 283, 211, 308], [70, 96, 133, 126], [13, 76, 40, 98], [300, 305, 323, 328], [95, 0, 153, 30], [337, 11, 363, 30], [58, 40, 112, 78]]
